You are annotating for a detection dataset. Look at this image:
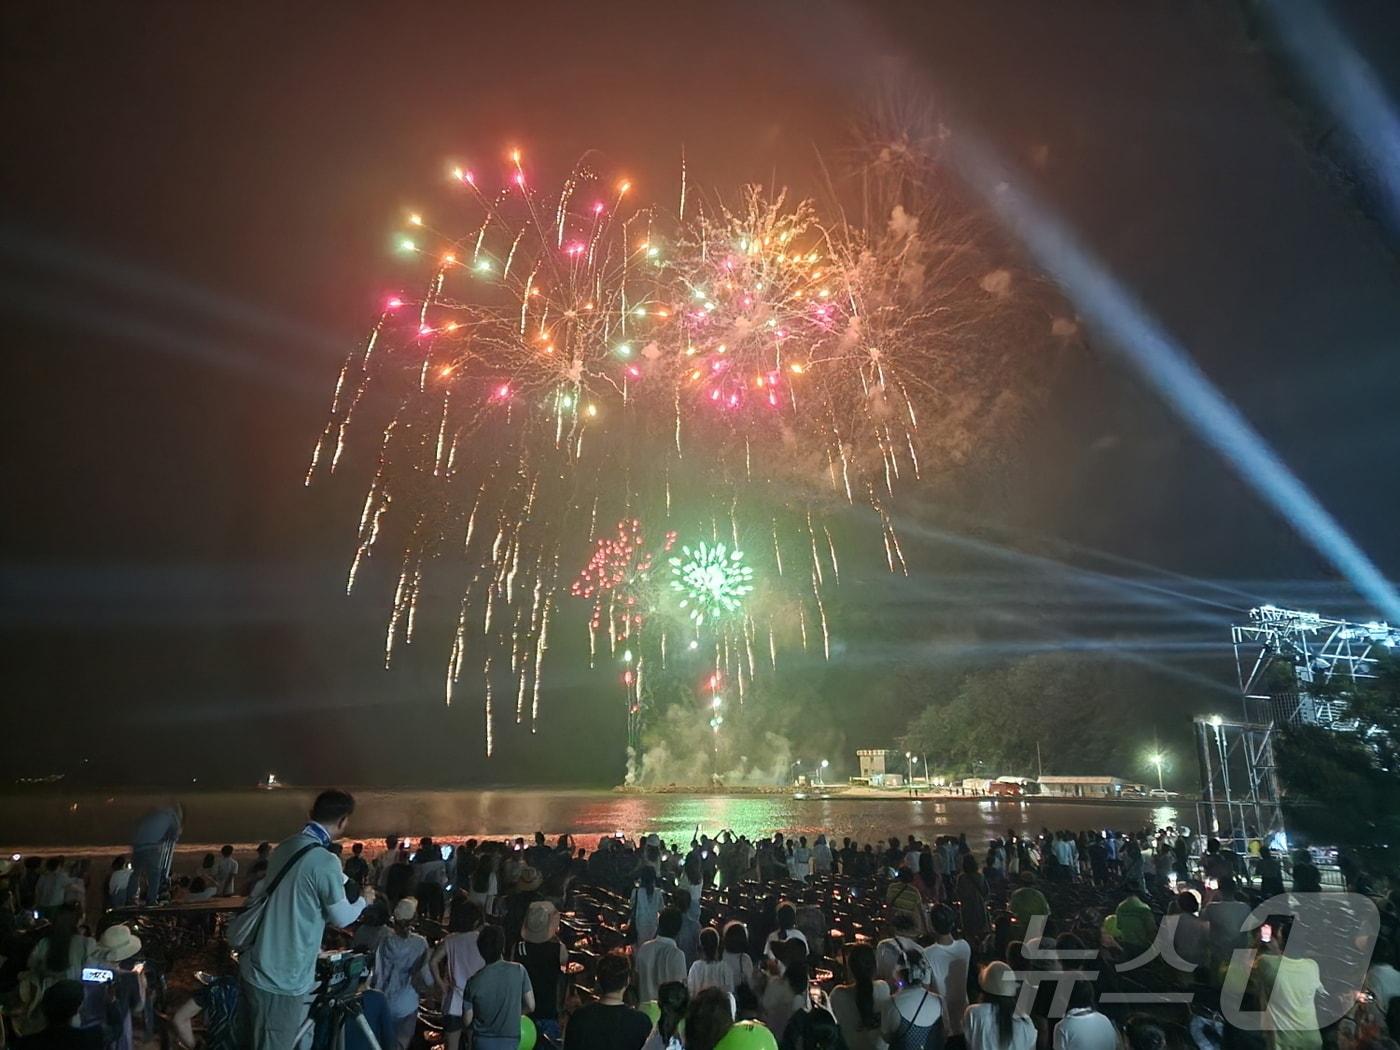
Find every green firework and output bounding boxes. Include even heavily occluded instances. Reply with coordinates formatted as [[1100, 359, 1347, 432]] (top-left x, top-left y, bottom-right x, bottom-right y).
[[668, 541, 755, 626]]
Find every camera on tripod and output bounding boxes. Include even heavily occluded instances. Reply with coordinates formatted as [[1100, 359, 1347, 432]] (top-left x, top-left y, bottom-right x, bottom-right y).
[[314, 949, 370, 1003], [297, 949, 382, 1050]]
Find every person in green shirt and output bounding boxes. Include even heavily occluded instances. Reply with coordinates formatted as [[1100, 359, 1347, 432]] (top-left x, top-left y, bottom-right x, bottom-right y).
[[1249, 921, 1322, 1050], [1110, 886, 1157, 953], [1009, 871, 1051, 935], [238, 790, 373, 1050]]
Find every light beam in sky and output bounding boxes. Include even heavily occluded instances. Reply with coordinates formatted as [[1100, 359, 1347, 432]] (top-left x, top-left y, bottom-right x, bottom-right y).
[[953, 140, 1400, 624]]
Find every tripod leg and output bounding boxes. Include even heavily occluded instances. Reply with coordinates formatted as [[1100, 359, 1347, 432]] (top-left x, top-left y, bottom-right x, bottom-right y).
[[350, 1010, 385, 1050], [291, 1010, 318, 1050]]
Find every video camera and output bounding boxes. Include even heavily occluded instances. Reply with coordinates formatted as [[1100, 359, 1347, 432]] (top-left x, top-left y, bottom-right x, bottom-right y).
[[297, 949, 382, 1050], [313, 949, 370, 1005]]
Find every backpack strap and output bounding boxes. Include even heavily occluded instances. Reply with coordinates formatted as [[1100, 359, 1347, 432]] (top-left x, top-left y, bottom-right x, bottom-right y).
[[237, 841, 324, 948], [260, 842, 324, 900], [893, 988, 931, 1047]]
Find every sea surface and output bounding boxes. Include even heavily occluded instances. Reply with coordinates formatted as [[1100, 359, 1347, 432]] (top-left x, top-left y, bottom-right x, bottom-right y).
[[0, 788, 1179, 854]]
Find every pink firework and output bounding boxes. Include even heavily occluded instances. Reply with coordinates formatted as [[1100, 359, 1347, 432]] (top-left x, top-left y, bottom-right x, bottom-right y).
[[570, 519, 677, 638]]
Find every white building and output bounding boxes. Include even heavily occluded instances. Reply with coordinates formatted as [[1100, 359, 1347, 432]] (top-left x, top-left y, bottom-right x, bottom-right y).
[[1036, 775, 1127, 798], [856, 749, 896, 779]]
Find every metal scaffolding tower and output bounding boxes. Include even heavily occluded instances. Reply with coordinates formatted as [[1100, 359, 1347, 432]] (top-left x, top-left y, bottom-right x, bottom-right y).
[[1194, 715, 1284, 852], [1232, 605, 1399, 727], [1199, 605, 1399, 850]]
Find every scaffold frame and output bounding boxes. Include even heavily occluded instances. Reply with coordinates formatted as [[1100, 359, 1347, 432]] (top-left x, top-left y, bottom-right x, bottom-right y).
[[1231, 604, 1399, 726], [1194, 715, 1284, 853]]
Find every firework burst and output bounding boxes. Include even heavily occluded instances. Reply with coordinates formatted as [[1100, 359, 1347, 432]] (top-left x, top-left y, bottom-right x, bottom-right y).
[[669, 541, 756, 627], [570, 518, 676, 649], [307, 143, 1068, 757]]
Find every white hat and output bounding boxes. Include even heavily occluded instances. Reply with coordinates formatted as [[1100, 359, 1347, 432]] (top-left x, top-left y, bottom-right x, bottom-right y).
[[97, 924, 143, 963], [980, 960, 1019, 997], [393, 897, 418, 922], [522, 900, 558, 943]]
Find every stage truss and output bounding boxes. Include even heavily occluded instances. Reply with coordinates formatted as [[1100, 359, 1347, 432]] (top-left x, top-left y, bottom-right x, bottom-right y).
[[1197, 605, 1399, 851], [1194, 715, 1284, 852], [1232, 604, 1399, 727]]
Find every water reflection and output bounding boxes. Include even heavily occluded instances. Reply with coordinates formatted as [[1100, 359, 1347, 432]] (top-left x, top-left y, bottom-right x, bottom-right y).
[[0, 789, 1170, 851]]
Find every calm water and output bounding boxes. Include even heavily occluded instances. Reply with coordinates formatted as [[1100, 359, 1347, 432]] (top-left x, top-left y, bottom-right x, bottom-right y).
[[0, 788, 1177, 853]]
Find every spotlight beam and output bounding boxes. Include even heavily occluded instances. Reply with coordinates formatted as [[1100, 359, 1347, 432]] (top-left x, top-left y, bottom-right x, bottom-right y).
[[952, 142, 1400, 624], [1262, 0, 1400, 238]]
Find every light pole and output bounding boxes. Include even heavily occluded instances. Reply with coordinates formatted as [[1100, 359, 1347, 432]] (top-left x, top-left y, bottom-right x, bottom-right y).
[[818, 759, 829, 786], [1148, 752, 1165, 792]]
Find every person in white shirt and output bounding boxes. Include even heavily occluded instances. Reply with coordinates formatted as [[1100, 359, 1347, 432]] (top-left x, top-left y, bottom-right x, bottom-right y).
[[213, 845, 239, 896], [1054, 834, 1078, 873], [1052, 982, 1119, 1050], [763, 901, 809, 959], [106, 856, 133, 907], [412, 838, 449, 922], [61, 861, 88, 909], [34, 857, 69, 916], [466, 852, 499, 917], [1204, 878, 1253, 969], [813, 835, 834, 876], [792, 837, 812, 882], [1365, 938, 1400, 1014], [720, 921, 756, 992], [1162, 891, 1211, 972], [372, 836, 405, 893], [923, 906, 972, 1039], [185, 876, 217, 901], [636, 907, 688, 1002], [940, 839, 960, 881], [964, 961, 1037, 1050], [758, 939, 810, 1044], [830, 943, 892, 1050], [678, 855, 705, 914], [688, 927, 735, 998]]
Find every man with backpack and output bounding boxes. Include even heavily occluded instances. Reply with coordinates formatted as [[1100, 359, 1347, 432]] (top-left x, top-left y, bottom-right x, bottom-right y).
[[236, 790, 374, 1050]]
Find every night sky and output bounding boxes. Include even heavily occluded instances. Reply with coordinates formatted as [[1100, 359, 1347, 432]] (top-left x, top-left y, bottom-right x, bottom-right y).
[[3, 2, 1399, 788]]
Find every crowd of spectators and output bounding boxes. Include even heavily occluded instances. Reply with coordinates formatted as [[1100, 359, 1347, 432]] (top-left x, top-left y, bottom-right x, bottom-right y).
[[2, 796, 1398, 1050]]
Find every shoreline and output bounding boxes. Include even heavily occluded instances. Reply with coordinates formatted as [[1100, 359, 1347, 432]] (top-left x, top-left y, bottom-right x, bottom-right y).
[[615, 783, 1189, 804], [1, 787, 1175, 855]]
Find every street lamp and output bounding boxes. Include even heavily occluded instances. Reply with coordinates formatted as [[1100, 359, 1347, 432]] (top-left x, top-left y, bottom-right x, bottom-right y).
[[818, 759, 829, 785], [1148, 752, 1165, 792]]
